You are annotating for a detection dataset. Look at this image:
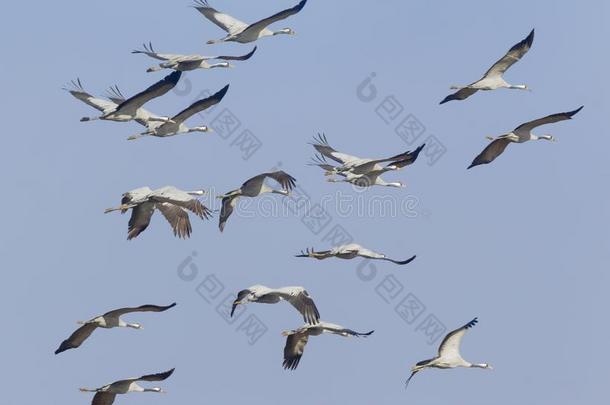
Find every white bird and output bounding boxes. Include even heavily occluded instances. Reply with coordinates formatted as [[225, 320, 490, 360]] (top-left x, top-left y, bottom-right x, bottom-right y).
[[55, 303, 176, 354], [64, 80, 164, 127], [132, 42, 257, 72], [405, 318, 492, 388], [80, 368, 174, 405], [73, 71, 182, 122], [296, 243, 416, 265], [217, 171, 296, 232], [282, 321, 374, 370], [194, 0, 307, 44], [104, 186, 212, 240], [468, 106, 583, 169], [310, 133, 424, 178], [440, 29, 534, 104], [127, 84, 229, 140], [231, 285, 320, 325]]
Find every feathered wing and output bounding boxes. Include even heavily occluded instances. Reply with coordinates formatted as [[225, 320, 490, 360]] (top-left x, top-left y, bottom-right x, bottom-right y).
[[440, 87, 479, 104], [104, 303, 177, 318], [514, 106, 583, 133], [215, 46, 257, 61], [104, 87, 160, 127], [264, 171, 297, 191], [131, 42, 182, 61], [170, 84, 229, 124], [55, 323, 98, 354], [467, 138, 512, 169], [437, 317, 478, 362], [136, 368, 175, 382], [91, 392, 117, 405], [283, 332, 309, 370], [114, 71, 182, 116], [277, 289, 320, 325], [150, 187, 212, 220], [310, 133, 362, 164], [156, 203, 192, 239], [127, 202, 155, 240], [484, 29, 534, 79], [243, 0, 307, 34], [193, 0, 249, 35], [219, 195, 238, 232], [64, 79, 117, 113]]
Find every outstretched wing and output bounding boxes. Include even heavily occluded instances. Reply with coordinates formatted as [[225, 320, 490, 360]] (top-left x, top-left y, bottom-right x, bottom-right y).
[[64, 79, 117, 113], [115, 71, 181, 115], [514, 106, 583, 133], [104, 303, 177, 318], [276, 289, 320, 325], [437, 317, 478, 362], [264, 171, 297, 191], [131, 42, 182, 61], [484, 29, 534, 79], [244, 0, 307, 34], [467, 138, 512, 169], [171, 84, 229, 124], [310, 133, 362, 164], [283, 332, 309, 370], [215, 46, 257, 61], [193, 0, 249, 35], [92, 392, 117, 405], [136, 368, 176, 382], [219, 195, 238, 232], [151, 186, 211, 220], [127, 202, 155, 240], [440, 87, 479, 104], [156, 203, 192, 239], [55, 323, 98, 354]]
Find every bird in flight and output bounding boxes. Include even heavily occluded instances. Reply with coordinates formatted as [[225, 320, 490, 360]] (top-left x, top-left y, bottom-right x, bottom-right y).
[[440, 29, 534, 104], [296, 243, 416, 265], [79, 368, 175, 405], [405, 317, 492, 389], [104, 186, 212, 239], [309, 134, 424, 187], [194, 0, 307, 44], [132, 42, 257, 72], [282, 321, 373, 370], [55, 303, 176, 354], [127, 84, 229, 140], [231, 285, 320, 325], [468, 106, 583, 169], [70, 71, 182, 122], [217, 171, 296, 232]]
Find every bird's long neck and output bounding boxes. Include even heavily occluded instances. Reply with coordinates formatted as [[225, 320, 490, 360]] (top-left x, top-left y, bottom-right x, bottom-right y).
[[508, 84, 528, 90]]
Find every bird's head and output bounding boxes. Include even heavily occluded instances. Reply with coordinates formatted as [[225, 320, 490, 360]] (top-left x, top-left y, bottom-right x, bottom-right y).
[[231, 289, 253, 316], [275, 28, 296, 36], [128, 323, 143, 330], [190, 126, 212, 133], [145, 387, 165, 393]]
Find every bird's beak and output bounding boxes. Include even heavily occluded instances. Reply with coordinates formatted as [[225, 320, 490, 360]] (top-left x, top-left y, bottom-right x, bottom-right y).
[[127, 135, 138, 141], [485, 136, 495, 141], [206, 127, 214, 132]]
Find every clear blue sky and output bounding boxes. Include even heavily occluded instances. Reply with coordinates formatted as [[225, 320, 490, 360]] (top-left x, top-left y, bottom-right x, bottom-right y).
[[1, 1, 608, 404]]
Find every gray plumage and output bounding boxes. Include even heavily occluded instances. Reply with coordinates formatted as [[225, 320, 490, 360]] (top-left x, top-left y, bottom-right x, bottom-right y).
[[282, 321, 374, 370], [440, 29, 534, 104], [468, 106, 583, 169], [55, 303, 176, 354]]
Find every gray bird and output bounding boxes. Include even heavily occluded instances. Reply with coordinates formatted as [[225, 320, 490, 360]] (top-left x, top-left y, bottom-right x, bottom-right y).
[[468, 106, 583, 169], [55, 303, 176, 354], [440, 29, 534, 104], [282, 322, 373, 370], [80, 368, 175, 405]]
